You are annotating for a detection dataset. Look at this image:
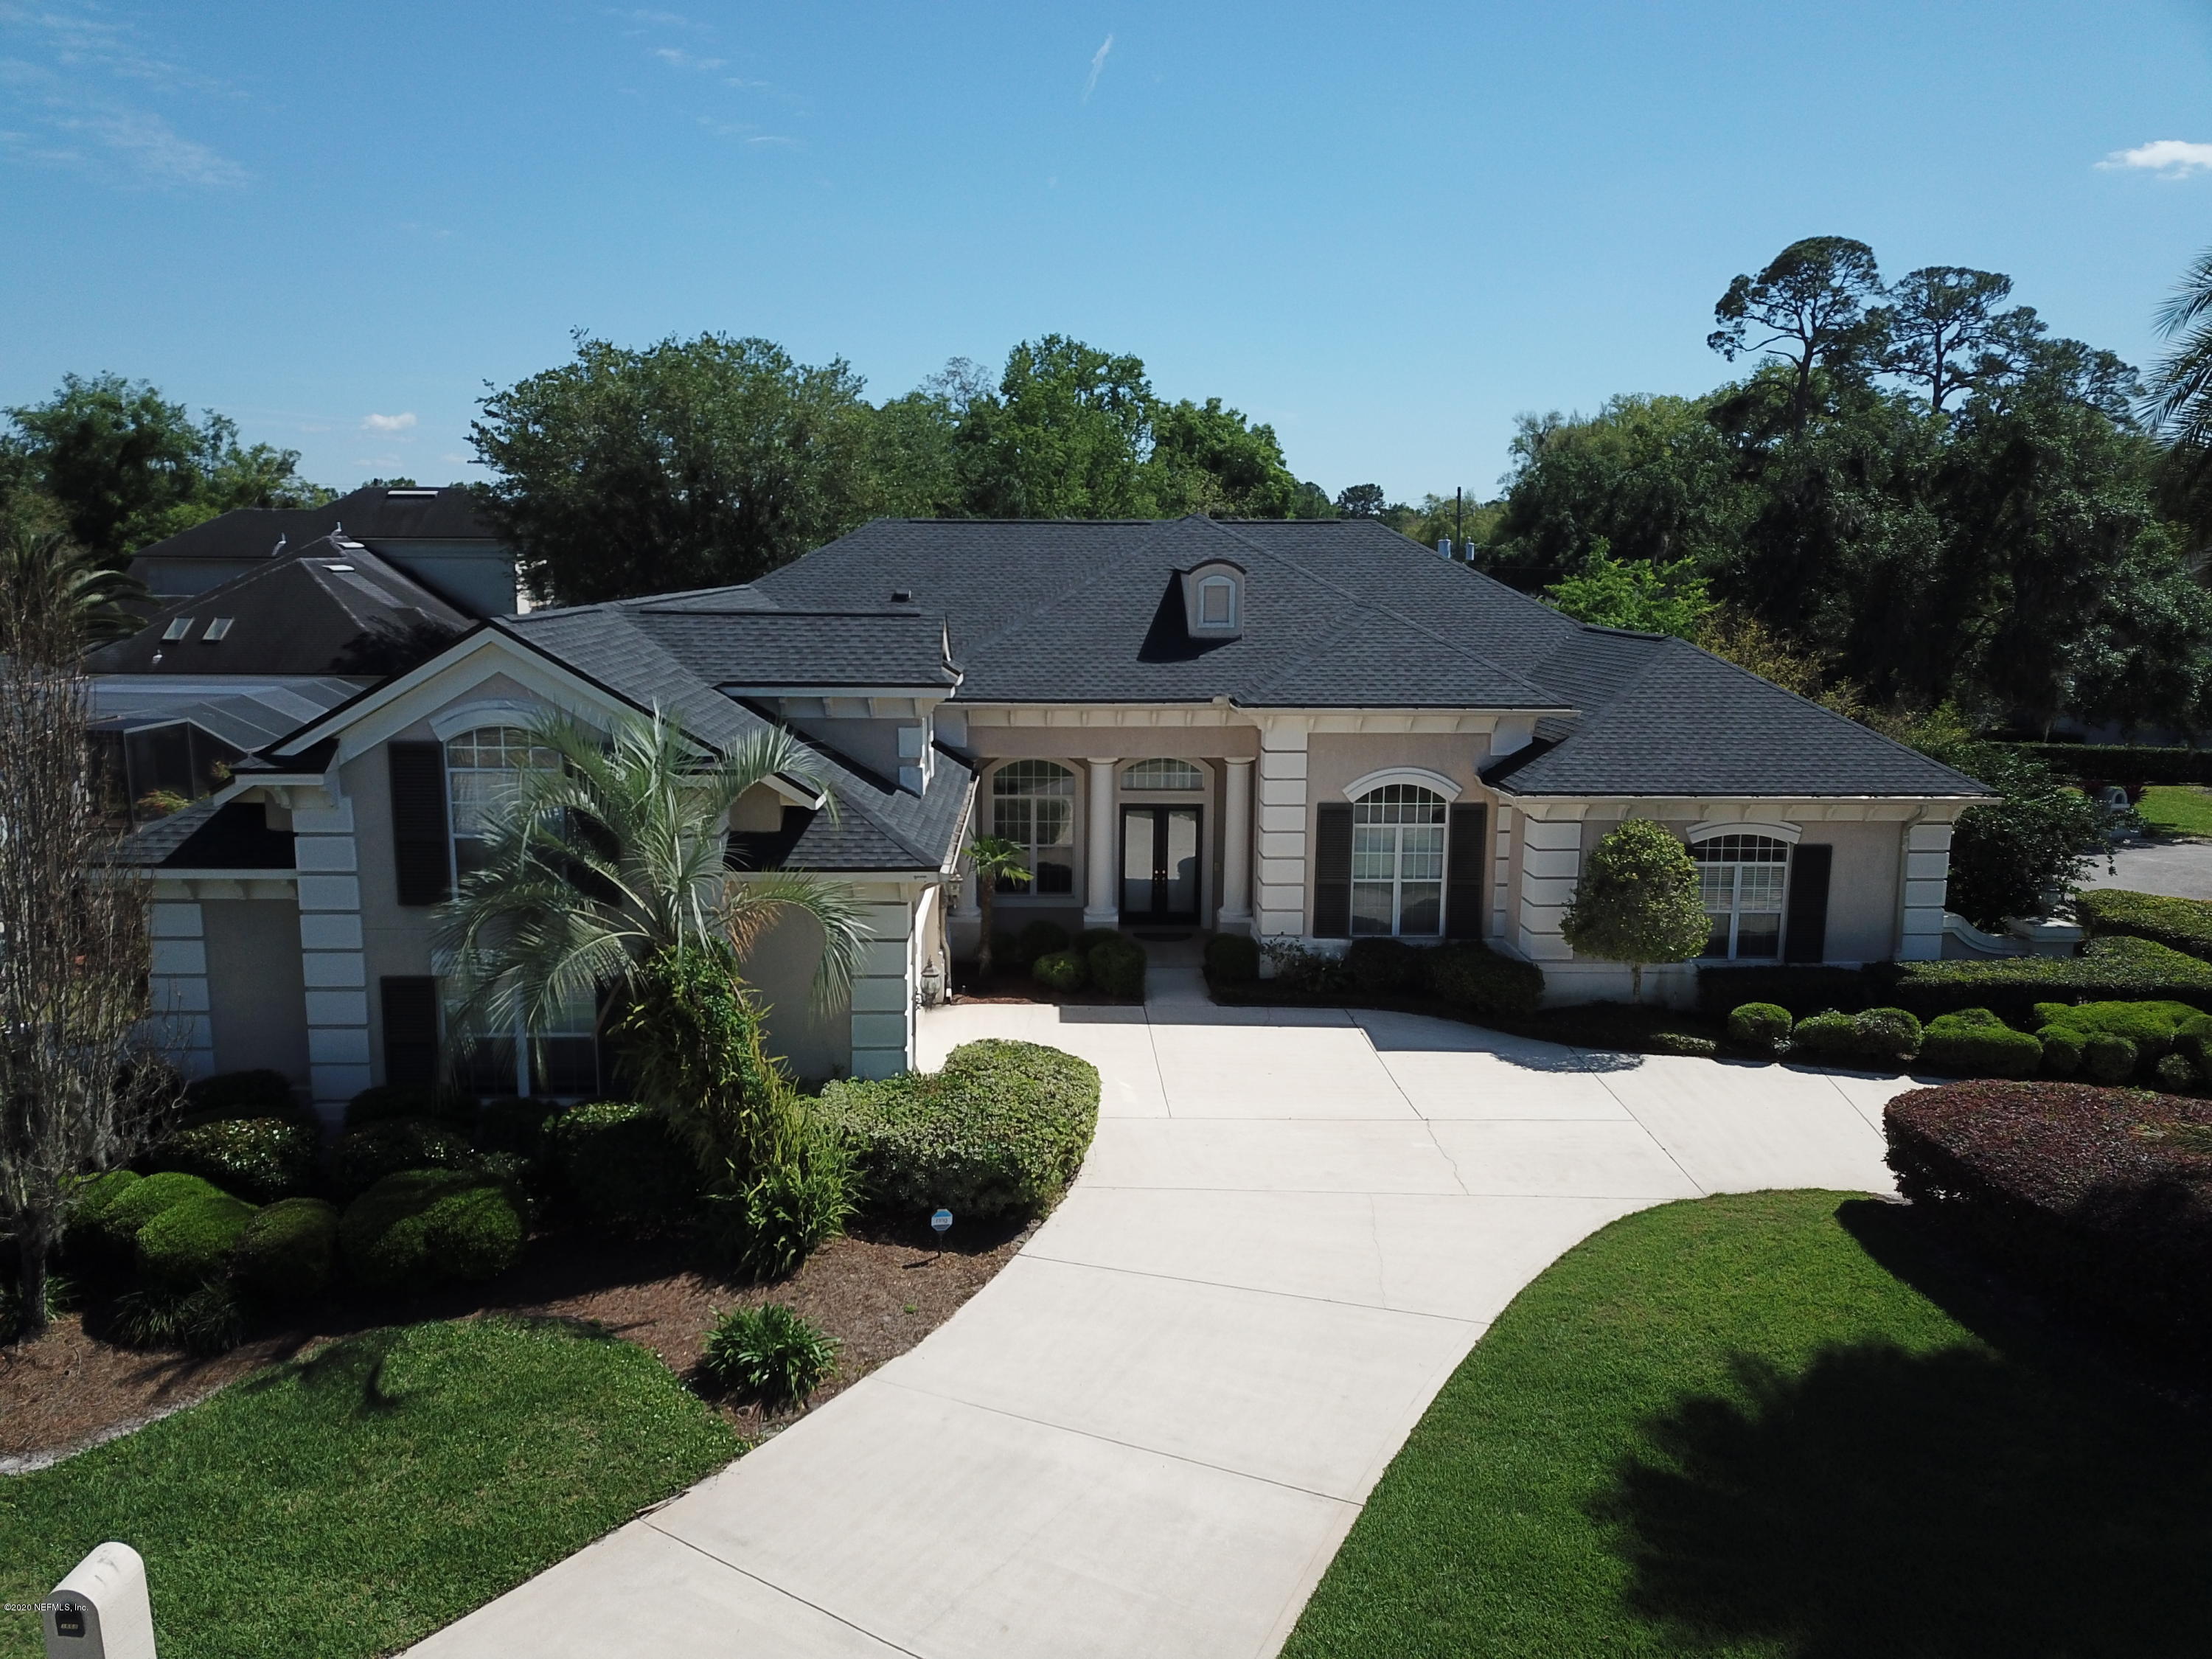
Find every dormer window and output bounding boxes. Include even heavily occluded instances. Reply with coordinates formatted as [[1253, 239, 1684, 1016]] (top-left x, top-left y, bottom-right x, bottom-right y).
[[1180, 560, 1245, 639]]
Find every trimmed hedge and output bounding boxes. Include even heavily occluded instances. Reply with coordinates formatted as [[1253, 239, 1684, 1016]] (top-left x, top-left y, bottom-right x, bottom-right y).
[[2074, 888, 2212, 962], [1883, 1079, 2212, 1355], [1854, 1006, 1923, 1066], [1919, 1008, 2042, 1079], [1888, 936, 2212, 1025], [178, 1068, 313, 1130], [827, 1038, 1100, 1220], [1203, 933, 1261, 984], [80, 1170, 222, 1261], [1032, 949, 1085, 993], [232, 1197, 340, 1303], [147, 1116, 319, 1203], [1016, 919, 1072, 967], [339, 1169, 524, 1292], [1792, 1010, 1857, 1059], [1422, 941, 1545, 1022], [135, 1191, 258, 1289], [1086, 936, 1147, 1001], [1346, 938, 1421, 995], [547, 1101, 698, 1234], [344, 1083, 476, 1130], [1725, 1002, 1793, 1056], [66, 1168, 142, 1256], [2008, 741, 2212, 787], [330, 1119, 479, 1200], [1698, 964, 1879, 1019]]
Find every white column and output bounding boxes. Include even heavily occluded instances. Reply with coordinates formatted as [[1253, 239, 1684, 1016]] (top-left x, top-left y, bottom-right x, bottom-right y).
[[1255, 724, 1310, 939], [293, 796, 370, 1122], [1898, 821, 1953, 960], [1217, 758, 1253, 931], [147, 898, 214, 1078], [1516, 814, 1583, 961], [1082, 757, 1118, 931]]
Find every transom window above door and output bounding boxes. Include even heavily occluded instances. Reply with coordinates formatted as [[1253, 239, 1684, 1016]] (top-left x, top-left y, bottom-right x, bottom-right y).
[[1351, 783, 1447, 936], [445, 726, 557, 879], [1691, 832, 1790, 959], [1122, 757, 1204, 790], [990, 759, 1076, 894]]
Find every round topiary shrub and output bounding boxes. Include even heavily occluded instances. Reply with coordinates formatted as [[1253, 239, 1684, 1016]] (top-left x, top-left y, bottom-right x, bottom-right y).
[[330, 1118, 479, 1200], [147, 1116, 319, 1203], [1919, 1008, 2042, 1079], [2038, 1024, 2085, 1077], [547, 1102, 698, 1234], [1016, 919, 1072, 969], [1032, 949, 1085, 993], [80, 1170, 223, 1262], [339, 1169, 524, 1293], [2083, 1032, 2139, 1084], [2155, 1051, 2200, 1093], [1851, 1006, 1923, 1068], [1345, 938, 1420, 995], [1791, 1010, 1858, 1059], [343, 1083, 475, 1130], [134, 1191, 258, 1289], [1203, 933, 1261, 985], [232, 1197, 340, 1304], [1725, 1002, 1794, 1057], [1087, 937, 1147, 1001]]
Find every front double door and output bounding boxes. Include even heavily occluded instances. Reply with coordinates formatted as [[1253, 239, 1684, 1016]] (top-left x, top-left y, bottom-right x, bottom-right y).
[[1121, 805, 1202, 924]]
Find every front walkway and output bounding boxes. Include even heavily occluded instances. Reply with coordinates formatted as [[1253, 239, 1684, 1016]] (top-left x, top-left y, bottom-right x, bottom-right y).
[[411, 952, 1919, 1659]]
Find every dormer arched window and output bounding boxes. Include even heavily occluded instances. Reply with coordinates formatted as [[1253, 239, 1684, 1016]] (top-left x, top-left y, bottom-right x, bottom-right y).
[[1180, 560, 1245, 640]]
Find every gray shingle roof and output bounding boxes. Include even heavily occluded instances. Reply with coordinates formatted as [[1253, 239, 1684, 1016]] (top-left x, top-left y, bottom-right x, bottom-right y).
[[623, 604, 958, 689], [128, 484, 495, 566], [114, 800, 296, 870]]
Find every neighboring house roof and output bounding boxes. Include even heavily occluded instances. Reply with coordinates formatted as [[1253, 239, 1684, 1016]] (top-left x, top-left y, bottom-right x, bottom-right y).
[[616, 600, 959, 689], [128, 484, 495, 567], [88, 537, 473, 679], [90, 676, 360, 753], [116, 799, 296, 871]]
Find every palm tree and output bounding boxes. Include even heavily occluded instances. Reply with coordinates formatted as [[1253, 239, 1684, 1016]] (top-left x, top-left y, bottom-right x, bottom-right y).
[[2148, 246, 2212, 470], [434, 706, 866, 1057], [965, 835, 1031, 983], [0, 514, 147, 650]]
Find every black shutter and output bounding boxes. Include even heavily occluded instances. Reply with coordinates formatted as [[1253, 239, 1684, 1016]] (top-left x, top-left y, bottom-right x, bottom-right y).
[[389, 741, 451, 905], [1784, 844, 1832, 963], [1312, 803, 1353, 939], [381, 975, 441, 1087], [1445, 803, 1488, 939]]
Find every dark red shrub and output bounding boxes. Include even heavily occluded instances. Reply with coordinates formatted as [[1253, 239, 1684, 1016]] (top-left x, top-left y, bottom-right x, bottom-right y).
[[1884, 1080, 2212, 1357]]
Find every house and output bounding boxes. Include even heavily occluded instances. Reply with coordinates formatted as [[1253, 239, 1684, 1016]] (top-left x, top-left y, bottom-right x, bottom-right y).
[[128, 482, 518, 619], [119, 515, 1990, 1120]]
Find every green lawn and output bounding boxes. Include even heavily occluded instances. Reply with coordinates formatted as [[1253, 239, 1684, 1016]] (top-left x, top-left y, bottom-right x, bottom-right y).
[[2135, 784, 2212, 838], [1283, 1191, 2212, 1659], [0, 1318, 738, 1659]]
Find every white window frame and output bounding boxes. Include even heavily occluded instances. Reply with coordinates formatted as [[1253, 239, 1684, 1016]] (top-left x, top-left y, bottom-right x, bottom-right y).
[[1121, 757, 1206, 791], [987, 759, 1079, 901], [1688, 831, 1792, 961], [1349, 783, 1448, 938], [443, 725, 559, 889]]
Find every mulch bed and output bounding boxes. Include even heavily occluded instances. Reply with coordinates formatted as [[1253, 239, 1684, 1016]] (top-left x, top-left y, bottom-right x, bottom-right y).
[[1, 1211, 1033, 1469]]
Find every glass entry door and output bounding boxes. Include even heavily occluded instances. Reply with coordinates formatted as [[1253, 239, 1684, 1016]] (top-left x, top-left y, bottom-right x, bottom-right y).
[[1121, 805, 1202, 923]]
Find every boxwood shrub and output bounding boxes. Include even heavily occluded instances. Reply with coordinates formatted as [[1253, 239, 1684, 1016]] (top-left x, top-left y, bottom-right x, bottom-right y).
[[79, 1170, 223, 1262], [232, 1197, 340, 1304], [65, 1168, 142, 1259], [330, 1119, 479, 1200], [1422, 941, 1545, 1022], [1086, 936, 1147, 1001], [1016, 919, 1072, 968], [177, 1068, 313, 1129], [1032, 949, 1085, 993], [339, 1169, 524, 1292], [1202, 933, 1260, 985], [344, 1082, 476, 1130], [1345, 938, 1421, 995], [1918, 1008, 2042, 1078], [1791, 1010, 1858, 1059], [1888, 936, 2212, 1024], [135, 1191, 258, 1288], [1883, 1079, 2212, 1355], [547, 1101, 698, 1234], [827, 1038, 1100, 1220], [147, 1116, 319, 1203], [2082, 1032, 2138, 1084], [2076, 888, 2212, 960], [2031, 998, 2197, 1058], [1725, 1002, 1793, 1057], [1853, 1006, 1923, 1066]]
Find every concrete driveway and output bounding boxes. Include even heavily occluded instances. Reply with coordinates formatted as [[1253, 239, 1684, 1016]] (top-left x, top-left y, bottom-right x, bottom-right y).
[[2077, 840, 2212, 900], [410, 958, 1919, 1659]]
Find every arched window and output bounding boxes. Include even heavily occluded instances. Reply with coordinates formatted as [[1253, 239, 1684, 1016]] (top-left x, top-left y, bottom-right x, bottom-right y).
[[1123, 757, 1204, 790], [1352, 783, 1447, 936], [991, 759, 1076, 894], [1691, 833, 1790, 959], [445, 726, 557, 880]]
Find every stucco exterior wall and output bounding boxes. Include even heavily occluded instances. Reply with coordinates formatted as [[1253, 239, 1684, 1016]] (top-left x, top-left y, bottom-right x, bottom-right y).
[[204, 897, 310, 1085]]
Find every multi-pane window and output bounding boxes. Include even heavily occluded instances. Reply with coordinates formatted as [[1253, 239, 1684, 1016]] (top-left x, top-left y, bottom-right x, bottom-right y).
[[1122, 757, 1204, 790], [445, 726, 557, 880], [1351, 784, 1447, 937], [442, 977, 599, 1099], [1691, 834, 1790, 959], [990, 759, 1076, 894]]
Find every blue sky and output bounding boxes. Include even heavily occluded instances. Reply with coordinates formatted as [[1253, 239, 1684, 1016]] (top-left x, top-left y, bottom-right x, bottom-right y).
[[5, 0, 2211, 502]]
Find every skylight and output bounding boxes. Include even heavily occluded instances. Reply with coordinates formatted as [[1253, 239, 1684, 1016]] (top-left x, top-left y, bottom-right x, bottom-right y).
[[204, 618, 234, 641], [161, 617, 193, 641]]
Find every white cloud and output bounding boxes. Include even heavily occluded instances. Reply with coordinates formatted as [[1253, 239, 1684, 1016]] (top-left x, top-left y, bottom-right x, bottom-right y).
[[652, 46, 724, 70], [2098, 139, 2212, 177], [362, 412, 417, 434], [0, 5, 243, 188], [55, 107, 243, 187], [1082, 33, 1113, 102]]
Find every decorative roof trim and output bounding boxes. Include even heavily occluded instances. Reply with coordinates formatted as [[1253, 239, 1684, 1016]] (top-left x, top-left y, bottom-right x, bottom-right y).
[[1343, 765, 1464, 803], [1684, 818, 1801, 846]]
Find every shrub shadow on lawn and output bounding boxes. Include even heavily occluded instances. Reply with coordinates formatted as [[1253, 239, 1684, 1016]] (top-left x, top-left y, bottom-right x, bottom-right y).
[[1596, 1202, 2212, 1659]]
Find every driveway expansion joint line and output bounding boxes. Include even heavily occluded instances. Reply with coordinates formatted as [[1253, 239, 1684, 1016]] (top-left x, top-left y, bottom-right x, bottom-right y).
[[1012, 1248, 1489, 1325], [640, 1517, 931, 1659], [1585, 1056, 1711, 1197], [874, 1377, 1366, 1508]]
